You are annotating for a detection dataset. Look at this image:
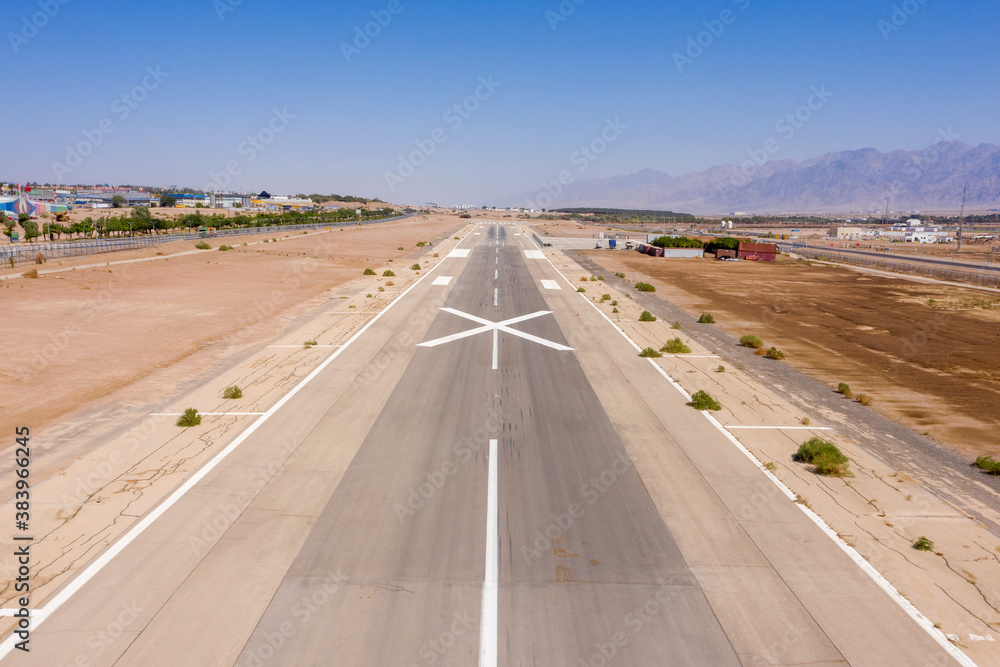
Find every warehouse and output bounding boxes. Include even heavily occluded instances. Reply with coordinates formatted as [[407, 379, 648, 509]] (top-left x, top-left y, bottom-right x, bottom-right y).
[[737, 242, 777, 261]]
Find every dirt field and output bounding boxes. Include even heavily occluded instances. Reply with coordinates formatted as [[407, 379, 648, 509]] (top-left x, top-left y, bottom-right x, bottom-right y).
[[0, 215, 460, 445], [583, 250, 1000, 460]]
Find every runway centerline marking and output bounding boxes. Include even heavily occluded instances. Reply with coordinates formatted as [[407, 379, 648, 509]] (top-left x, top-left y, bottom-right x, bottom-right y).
[[418, 308, 573, 369], [479, 438, 499, 667]]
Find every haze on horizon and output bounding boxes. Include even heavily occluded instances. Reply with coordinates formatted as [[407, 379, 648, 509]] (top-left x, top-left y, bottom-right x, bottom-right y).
[[5, 0, 998, 207]]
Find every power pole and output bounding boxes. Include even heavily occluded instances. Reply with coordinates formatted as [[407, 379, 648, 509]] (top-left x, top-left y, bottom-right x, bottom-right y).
[[957, 186, 966, 252]]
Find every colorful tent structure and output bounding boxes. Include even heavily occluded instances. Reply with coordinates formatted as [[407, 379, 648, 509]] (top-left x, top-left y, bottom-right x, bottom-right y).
[[0, 191, 71, 218]]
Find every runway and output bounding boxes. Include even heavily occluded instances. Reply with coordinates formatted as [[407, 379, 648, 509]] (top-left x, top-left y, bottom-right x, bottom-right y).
[[3, 223, 964, 666]]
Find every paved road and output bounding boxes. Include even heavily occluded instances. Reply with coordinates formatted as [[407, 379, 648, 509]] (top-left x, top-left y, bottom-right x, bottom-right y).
[[3, 223, 965, 666]]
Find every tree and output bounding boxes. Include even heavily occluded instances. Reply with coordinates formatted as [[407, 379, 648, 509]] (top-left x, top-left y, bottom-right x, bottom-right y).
[[112, 195, 125, 208], [21, 219, 41, 243], [0, 212, 13, 239], [159, 194, 177, 208]]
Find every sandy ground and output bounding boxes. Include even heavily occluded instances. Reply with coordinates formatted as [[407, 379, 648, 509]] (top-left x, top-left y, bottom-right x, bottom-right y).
[[0, 216, 460, 464], [578, 250, 1000, 461]]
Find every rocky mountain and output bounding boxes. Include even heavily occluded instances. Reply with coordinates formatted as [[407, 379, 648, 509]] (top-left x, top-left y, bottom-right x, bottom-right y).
[[538, 142, 1000, 215]]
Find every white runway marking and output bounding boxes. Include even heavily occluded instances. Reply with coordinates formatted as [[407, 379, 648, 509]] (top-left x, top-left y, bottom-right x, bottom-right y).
[[494, 288, 498, 306], [726, 425, 833, 431], [432, 276, 454, 286], [524, 250, 545, 260], [494, 270, 498, 280], [449, 249, 472, 258], [541, 280, 561, 290], [418, 309, 573, 369], [479, 438, 499, 667]]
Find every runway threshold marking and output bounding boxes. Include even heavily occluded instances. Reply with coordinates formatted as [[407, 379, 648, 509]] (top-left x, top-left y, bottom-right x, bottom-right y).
[[449, 249, 472, 258], [521, 231, 977, 667], [0, 224, 483, 661], [479, 438, 499, 667], [540, 280, 560, 290], [432, 276, 454, 286]]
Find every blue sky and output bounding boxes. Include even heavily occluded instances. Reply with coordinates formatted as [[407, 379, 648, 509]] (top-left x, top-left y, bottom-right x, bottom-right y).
[[4, 0, 998, 206]]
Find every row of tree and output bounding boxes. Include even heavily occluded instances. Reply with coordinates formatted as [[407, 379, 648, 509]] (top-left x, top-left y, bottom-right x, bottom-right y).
[[2, 206, 403, 242]]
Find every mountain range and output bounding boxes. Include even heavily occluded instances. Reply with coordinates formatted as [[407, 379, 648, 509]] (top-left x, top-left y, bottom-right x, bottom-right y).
[[534, 142, 1000, 215]]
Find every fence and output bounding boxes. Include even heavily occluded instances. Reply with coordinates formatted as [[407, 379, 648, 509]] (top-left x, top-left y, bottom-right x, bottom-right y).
[[782, 245, 1000, 289], [1, 214, 415, 267]]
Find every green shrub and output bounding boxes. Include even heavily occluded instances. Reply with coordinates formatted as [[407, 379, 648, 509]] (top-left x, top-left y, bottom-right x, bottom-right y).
[[195, 242, 211, 250], [411, 263, 421, 271], [222, 385, 243, 399], [739, 335, 764, 349], [698, 313, 716, 324], [856, 394, 873, 406], [366, 293, 373, 298], [975, 456, 1000, 475], [913, 537, 935, 552], [716, 365, 726, 373], [577, 287, 586, 293], [378, 286, 385, 292], [364, 268, 377, 275], [612, 308, 619, 313], [304, 340, 317, 348], [615, 272, 625, 279], [416, 242, 426, 247], [597, 276, 605, 281], [638, 311, 656, 322], [611, 300, 618, 306], [383, 270, 396, 277], [763, 347, 785, 360], [794, 438, 851, 477], [639, 347, 663, 358], [635, 282, 656, 292], [601, 294, 612, 301], [837, 383, 851, 395], [688, 390, 722, 411], [176, 408, 202, 428], [398, 246, 404, 250], [650, 235, 704, 249], [661, 338, 692, 354], [590, 276, 598, 282], [218, 245, 233, 251], [670, 321, 682, 330]]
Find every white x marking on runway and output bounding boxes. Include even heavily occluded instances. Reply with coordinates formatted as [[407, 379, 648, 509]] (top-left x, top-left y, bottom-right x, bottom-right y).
[[418, 308, 574, 369]]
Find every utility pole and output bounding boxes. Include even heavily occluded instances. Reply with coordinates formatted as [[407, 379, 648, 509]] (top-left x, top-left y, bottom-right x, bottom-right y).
[[957, 186, 966, 252]]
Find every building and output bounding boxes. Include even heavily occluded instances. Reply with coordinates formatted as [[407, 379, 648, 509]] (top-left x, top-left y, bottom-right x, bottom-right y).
[[76, 190, 152, 207], [737, 242, 777, 261], [455, 204, 477, 210], [162, 193, 210, 208], [831, 226, 876, 241], [261, 196, 315, 212], [209, 193, 253, 209]]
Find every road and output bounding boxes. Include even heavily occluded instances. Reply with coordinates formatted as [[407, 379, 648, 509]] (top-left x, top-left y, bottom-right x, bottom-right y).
[[798, 243, 1000, 273], [2, 223, 966, 666]]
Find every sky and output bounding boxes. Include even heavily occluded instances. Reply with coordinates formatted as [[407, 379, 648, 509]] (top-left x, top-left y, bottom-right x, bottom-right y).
[[4, 0, 999, 206]]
